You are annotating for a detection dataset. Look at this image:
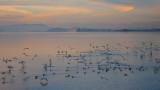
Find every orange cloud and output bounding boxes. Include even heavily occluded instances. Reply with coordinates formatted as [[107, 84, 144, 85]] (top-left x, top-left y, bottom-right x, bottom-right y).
[[23, 6, 92, 21], [0, 5, 94, 22], [0, 13, 5, 17], [0, 6, 32, 15], [90, 0, 135, 12], [114, 5, 135, 12]]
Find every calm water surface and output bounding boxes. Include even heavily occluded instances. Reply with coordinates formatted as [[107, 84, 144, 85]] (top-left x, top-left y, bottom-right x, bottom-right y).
[[0, 32, 160, 90]]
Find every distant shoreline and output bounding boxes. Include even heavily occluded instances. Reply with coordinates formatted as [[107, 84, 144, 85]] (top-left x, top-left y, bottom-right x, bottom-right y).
[[0, 31, 160, 32], [0, 24, 160, 32], [47, 28, 160, 32]]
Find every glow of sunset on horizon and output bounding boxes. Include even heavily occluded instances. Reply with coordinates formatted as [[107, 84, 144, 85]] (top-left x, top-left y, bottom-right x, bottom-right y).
[[0, 0, 160, 27]]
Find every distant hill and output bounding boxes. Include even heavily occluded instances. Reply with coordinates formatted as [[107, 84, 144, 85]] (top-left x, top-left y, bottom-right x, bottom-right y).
[[76, 28, 111, 32], [47, 28, 66, 32], [0, 24, 50, 32], [47, 28, 160, 32], [76, 28, 160, 32], [114, 29, 160, 32], [0, 24, 160, 32]]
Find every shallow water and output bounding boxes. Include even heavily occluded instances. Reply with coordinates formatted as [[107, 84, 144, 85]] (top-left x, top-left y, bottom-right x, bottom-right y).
[[0, 32, 160, 90]]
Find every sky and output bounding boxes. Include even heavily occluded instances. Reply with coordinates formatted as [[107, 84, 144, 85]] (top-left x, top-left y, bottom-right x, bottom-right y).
[[0, 0, 160, 28]]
